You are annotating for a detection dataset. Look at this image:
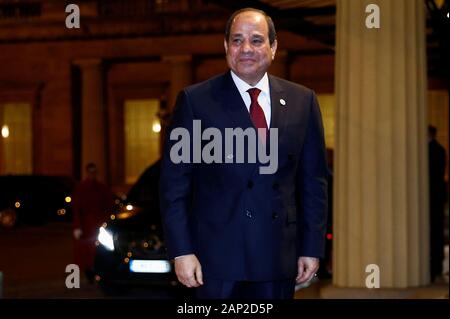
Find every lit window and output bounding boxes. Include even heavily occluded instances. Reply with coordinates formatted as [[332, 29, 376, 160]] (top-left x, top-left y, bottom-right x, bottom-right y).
[[0, 103, 32, 174], [124, 99, 161, 184]]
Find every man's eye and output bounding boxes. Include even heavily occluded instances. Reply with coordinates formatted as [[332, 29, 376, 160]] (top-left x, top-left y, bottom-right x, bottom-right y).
[[232, 38, 242, 44], [252, 39, 263, 45]]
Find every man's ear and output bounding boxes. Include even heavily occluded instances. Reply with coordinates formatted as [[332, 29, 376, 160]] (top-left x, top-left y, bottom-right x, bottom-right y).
[[271, 39, 278, 60], [224, 39, 228, 54]]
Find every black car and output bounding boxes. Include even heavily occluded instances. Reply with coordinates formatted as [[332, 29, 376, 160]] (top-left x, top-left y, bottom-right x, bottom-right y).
[[93, 160, 190, 297], [0, 175, 74, 227]]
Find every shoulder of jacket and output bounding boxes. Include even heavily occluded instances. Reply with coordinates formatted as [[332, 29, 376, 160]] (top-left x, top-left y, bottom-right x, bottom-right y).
[[269, 74, 314, 96]]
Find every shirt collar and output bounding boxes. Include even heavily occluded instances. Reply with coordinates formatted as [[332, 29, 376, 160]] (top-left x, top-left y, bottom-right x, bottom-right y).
[[230, 71, 270, 98]]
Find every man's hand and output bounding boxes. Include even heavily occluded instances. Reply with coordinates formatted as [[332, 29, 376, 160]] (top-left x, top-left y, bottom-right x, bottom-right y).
[[296, 256, 319, 284], [73, 228, 83, 240], [174, 254, 204, 288]]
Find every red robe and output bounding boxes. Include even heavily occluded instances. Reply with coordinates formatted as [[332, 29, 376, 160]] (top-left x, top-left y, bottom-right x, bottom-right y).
[[72, 178, 114, 271]]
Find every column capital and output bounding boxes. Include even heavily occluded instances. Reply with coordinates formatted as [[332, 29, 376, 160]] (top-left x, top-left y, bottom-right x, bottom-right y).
[[162, 54, 192, 64], [73, 58, 102, 69]]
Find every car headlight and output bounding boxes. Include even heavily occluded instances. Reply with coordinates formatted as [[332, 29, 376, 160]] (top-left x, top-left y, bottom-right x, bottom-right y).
[[98, 226, 115, 251]]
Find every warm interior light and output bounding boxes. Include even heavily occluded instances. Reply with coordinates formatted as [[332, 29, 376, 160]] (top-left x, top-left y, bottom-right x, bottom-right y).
[[1, 125, 9, 138], [152, 121, 161, 133], [434, 0, 445, 9]]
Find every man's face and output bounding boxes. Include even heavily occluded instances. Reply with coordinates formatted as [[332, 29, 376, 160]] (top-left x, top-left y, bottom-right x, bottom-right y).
[[224, 11, 277, 86], [87, 167, 98, 180]]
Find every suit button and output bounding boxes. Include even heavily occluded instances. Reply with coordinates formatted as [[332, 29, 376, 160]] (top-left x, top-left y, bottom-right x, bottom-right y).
[[247, 180, 254, 189], [272, 182, 279, 190], [246, 210, 253, 218], [272, 212, 279, 219]]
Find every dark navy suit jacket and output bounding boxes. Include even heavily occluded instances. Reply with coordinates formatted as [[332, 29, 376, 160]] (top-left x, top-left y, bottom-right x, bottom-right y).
[[159, 71, 328, 281]]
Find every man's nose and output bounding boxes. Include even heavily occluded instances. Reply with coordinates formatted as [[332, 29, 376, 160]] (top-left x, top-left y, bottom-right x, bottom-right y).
[[240, 40, 253, 53]]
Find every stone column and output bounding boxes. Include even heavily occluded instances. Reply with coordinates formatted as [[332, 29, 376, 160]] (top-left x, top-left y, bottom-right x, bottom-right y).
[[74, 59, 107, 183], [330, 0, 428, 292]]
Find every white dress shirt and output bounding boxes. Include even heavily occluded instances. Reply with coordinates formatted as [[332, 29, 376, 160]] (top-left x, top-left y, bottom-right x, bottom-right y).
[[230, 71, 271, 128]]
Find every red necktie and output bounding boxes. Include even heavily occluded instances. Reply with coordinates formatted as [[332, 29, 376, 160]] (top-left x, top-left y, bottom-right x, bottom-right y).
[[247, 88, 268, 144]]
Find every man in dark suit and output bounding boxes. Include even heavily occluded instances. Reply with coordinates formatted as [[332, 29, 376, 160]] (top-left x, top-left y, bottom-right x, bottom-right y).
[[159, 8, 328, 299]]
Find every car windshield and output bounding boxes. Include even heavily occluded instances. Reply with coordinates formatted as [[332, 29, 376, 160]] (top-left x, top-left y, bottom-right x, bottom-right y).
[[126, 160, 161, 207]]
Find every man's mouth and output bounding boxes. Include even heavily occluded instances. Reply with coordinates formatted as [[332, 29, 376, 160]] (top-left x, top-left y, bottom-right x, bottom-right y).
[[239, 58, 256, 63]]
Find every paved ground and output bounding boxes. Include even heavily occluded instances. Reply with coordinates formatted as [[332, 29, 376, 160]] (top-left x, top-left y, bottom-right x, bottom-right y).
[[0, 221, 324, 299], [0, 222, 447, 299], [0, 222, 176, 299], [0, 222, 105, 298]]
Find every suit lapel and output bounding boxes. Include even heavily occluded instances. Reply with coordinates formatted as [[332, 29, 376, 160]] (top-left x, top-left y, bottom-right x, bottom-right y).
[[268, 75, 287, 140], [217, 71, 254, 131], [214, 72, 258, 177]]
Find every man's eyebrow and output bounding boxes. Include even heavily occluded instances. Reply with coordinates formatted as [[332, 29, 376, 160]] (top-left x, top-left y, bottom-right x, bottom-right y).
[[231, 33, 265, 39]]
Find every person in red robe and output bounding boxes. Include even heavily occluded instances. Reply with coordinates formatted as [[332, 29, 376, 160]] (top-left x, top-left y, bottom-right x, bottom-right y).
[[72, 163, 114, 283]]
